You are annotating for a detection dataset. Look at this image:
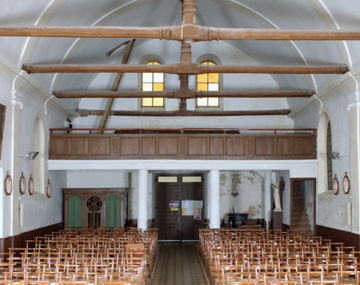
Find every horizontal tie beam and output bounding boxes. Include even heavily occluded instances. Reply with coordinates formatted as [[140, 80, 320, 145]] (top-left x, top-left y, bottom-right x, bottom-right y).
[[23, 64, 349, 75], [76, 108, 291, 116], [1, 25, 360, 41], [53, 90, 315, 99]]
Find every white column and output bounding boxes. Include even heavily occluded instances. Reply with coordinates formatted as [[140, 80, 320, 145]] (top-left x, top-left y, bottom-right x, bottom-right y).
[[137, 169, 148, 230], [209, 169, 220, 228], [264, 171, 272, 231]]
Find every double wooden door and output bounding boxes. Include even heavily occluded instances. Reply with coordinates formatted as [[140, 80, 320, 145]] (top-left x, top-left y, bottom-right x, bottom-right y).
[[155, 174, 204, 241]]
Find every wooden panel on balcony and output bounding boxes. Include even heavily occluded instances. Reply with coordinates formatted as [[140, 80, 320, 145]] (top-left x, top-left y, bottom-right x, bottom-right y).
[[90, 137, 111, 156], [119, 137, 140, 156], [225, 137, 246, 157], [276, 136, 293, 156], [187, 137, 207, 156], [158, 137, 179, 156], [293, 136, 316, 156], [142, 137, 157, 156], [49, 128, 317, 160], [72, 137, 89, 156], [51, 136, 72, 156], [209, 137, 224, 156], [255, 137, 274, 157]]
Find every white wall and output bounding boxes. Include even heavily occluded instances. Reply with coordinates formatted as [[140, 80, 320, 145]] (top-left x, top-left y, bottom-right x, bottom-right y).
[[66, 170, 128, 188], [220, 171, 264, 221], [293, 73, 356, 233], [0, 64, 70, 238]]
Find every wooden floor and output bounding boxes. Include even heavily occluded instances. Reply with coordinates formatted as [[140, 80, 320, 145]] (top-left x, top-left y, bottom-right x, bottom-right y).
[[152, 243, 209, 285]]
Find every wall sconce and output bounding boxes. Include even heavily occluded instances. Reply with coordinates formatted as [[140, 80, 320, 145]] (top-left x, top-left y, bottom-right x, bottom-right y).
[[328, 151, 341, 160], [26, 151, 39, 160]]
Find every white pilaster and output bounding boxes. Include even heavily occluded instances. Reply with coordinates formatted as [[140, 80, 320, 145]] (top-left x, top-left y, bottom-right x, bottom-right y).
[[349, 106, 360, 233], [137, 169, 148, 230], [209, 169, 220, 228], [264, 171, 272, 231]]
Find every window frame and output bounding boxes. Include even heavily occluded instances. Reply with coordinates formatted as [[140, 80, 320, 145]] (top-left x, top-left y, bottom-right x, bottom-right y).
[[195, 60, 222, 109], [140, 60, 165, 109]]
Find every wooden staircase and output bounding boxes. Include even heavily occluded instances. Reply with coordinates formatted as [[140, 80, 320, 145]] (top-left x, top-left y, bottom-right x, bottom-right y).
[[292, 181, 312, 234]]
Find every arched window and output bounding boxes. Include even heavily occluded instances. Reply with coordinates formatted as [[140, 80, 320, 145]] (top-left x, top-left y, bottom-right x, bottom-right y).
[[317, 112, 331, 194], [141, 61, 164, 107], [196, 60, 219, 107], [32, 115, 46, 194], [327, 122, 333, 191]]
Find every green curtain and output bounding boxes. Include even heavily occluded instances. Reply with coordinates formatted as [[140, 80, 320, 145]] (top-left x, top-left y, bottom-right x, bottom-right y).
[[106, 195, 121, 228], [68, 195, 82, 228]]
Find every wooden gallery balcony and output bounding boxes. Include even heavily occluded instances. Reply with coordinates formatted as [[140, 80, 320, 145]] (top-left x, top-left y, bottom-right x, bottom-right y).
[[49, 128, 316, 160]]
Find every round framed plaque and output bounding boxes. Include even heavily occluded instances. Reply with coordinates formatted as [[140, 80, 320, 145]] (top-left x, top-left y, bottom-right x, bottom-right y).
[[332, 174, 339, 195], [28, 174, 34, 195], [46, 179, 51, 198], [19, 172, 26, 195], [343, 172, 351, 195], [4, 171, 12, 195]]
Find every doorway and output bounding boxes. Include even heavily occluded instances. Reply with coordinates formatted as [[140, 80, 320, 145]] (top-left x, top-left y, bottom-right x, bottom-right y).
[[290, 178, 316, 234], [155, 173, 205, 241]]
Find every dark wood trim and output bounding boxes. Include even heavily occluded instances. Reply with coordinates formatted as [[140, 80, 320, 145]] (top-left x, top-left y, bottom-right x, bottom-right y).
[[0, 104, 6, 160], [290, 178, 316, 234], [0, 223, 62, 254], [282, 223, 290, 232], [316, 225, 360, 251]]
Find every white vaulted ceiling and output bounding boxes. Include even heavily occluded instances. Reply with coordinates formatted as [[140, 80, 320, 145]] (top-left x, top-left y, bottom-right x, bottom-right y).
[[0, 0, 359, 119]]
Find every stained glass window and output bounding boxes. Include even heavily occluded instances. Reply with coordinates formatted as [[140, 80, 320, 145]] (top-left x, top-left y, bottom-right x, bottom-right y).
[[141, 61, 164, 107]]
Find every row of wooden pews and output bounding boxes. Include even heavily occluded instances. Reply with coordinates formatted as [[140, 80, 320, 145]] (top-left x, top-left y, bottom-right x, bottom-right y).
[[0, 227, 158, 284], [199, 227, 360, 284]]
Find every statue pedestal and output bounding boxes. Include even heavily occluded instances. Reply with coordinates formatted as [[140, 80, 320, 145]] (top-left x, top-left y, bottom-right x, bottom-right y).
[[272, 210, 283, 230]]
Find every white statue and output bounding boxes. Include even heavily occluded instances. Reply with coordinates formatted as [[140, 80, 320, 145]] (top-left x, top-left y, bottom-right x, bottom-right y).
[[272, 182, 282, 211]]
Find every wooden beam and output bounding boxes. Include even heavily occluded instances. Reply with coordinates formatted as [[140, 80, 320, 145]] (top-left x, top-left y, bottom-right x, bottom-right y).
[[77, 109, 291, 116], [98, 39, 135, 129], [54, 90, 314, 99], [23, 63, 349, 74], [2, 25, 360, 41]]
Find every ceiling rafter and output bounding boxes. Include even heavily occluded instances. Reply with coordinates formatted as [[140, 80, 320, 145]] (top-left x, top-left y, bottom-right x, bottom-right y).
[[22, 64, 349, 75], [53, 90, 315, 99], [1, 25, 360, 41], [77, 109, 291, 117], [98, 39, 135, 129]]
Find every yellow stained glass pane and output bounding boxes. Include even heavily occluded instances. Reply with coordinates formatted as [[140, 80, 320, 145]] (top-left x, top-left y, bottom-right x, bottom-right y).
[[197, 73, 207, 84], [197, 83, 208, 91], [153, 98, 164, 107], [151, 61, 160, 65], [209, 73, 219, 83], [203, 61, 215, 66], [208, 97, 219, 106], [142, 98, 153, 107], [153, 83, 164, 91], [197, 97, 208, 106]]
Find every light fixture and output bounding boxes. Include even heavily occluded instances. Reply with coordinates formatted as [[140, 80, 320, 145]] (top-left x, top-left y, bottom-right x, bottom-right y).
[[328, 151, 341, 160], [26, 151, 39, 160]]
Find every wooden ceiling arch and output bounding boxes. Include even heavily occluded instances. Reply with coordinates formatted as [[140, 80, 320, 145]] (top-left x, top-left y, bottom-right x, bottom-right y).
[[1, 0, 357, 120]]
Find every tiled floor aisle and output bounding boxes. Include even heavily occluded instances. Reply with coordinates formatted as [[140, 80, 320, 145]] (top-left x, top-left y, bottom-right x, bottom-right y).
[[152, 243, 209, 285]]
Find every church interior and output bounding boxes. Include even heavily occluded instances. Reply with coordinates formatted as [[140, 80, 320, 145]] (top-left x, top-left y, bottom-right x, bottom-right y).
[[0, 0, 360, 283]]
